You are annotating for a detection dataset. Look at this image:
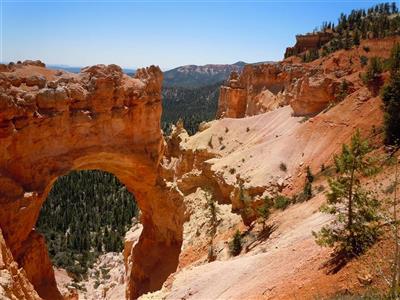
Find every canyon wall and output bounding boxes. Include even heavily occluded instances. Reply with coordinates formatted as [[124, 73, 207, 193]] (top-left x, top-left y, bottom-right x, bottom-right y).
[[217, 35, 398, 120], [0, 61, 185, 299], [217, 62, 341, 118], [176, 37, 399, 227], [1, 37, 398, 300], [284, 32, 333, 58]]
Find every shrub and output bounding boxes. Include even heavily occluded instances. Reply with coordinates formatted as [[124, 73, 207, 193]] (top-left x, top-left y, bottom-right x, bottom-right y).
[[294, 166, 314, 202], [306, 166, 314, 183], [335, 80, 350, 101], [229, 230, 243, 256], [257, 196, 273, 229], [274, 195, 291, 210], [299, 116, 309, 123], [360, 55, 368, 67], [303, 181, 313, 200], [279, 162, 288, 172]]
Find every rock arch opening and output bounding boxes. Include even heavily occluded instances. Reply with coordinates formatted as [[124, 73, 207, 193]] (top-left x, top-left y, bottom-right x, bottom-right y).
[[36, 170, 139, 293], [0, 62, 185, 299]]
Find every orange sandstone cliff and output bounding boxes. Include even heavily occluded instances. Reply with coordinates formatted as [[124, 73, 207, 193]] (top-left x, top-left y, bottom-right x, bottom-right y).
[[0, 36, 399, 300], [152, 36, 399, 299], [0, 61, 185, 300]]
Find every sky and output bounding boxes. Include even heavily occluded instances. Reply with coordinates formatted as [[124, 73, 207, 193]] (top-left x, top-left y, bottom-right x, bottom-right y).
[[0, 0, 387, 70]]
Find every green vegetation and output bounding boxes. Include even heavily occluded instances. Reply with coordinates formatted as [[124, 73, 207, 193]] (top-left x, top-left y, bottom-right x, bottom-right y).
[[161, 82, 220, 135], [257, 196, 273, 229], [256, 193, 290, 229], [229, 230, 243, 256], [313, 131, 381, 258], [335, 80, 350, 101], [163, 62, 245, 88], [206, 191, 219, 262], [36, 170, 138, 279], [293, 166, 314, 203], [382, 43, 400, 145], [361, 56, 384, 95], [360, 55, 369, 67], [286, 2, 400, 60], [273, 195, 291, 210]]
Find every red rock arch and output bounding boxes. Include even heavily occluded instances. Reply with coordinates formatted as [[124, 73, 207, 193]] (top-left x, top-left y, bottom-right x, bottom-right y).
[[0, 62, 184, 299]]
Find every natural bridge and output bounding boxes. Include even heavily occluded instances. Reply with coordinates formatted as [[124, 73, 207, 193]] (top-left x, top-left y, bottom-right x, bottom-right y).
[[0, 61, 185, 299]]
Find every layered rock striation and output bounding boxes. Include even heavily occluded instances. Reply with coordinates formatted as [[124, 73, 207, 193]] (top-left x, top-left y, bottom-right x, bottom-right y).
[[217, 62, 341, 118], [0, 61, 185, 299], [217, 37, 400, 119], [284, 32, 333, 58]]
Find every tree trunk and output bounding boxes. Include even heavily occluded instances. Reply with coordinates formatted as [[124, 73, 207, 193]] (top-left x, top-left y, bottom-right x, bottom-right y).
[[348, 160, 356, 254], [391, 158, 399, 298]]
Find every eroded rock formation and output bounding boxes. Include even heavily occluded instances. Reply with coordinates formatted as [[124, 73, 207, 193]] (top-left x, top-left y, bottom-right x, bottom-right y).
[[0, 61, 185, 299], [217, 62, 336, 118], [217, 60, 349, 118], [173, 37, 400, 230], [0, 228, 41, 300], [284, 32, 333, 58], [217, 63, 298, 118]]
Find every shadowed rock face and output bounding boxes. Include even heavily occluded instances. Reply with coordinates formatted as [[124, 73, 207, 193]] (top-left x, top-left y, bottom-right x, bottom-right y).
[[284, 32, 333, 58], [217, 62, 342, 118], [217, 63, 305, 118], [0, 61, 185, 299]]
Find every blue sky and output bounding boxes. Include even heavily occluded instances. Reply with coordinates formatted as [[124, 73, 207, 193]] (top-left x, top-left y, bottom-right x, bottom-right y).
[[1, 0, 385, 70]]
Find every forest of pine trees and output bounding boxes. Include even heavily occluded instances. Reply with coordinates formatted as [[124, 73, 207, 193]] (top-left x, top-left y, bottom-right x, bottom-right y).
[[161, 82, 220, 135], [286, 2, 400, 60], [36, 170, 138, 279]]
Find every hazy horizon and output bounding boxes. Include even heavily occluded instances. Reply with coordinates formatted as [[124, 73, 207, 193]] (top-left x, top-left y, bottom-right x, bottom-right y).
[[1, 0, 385, 70]]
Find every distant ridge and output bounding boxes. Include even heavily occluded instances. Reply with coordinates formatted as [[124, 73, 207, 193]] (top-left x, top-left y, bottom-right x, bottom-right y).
[[163, 61, 275, 88], [45, 61, 276, 86]]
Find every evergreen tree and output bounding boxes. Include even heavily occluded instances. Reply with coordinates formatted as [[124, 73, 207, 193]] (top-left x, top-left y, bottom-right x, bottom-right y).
[[313, 131, 381, 257], [288, 3, 400, 61], [362, 56, 384, 96], [206, 191, 219, 262], [353, 29, 361, 46], [382, 43, 400, 145], [229, 230, 243, 256], [36, 170, 139, 278]]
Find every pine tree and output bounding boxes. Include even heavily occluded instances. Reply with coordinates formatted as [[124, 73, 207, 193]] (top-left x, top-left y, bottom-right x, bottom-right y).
[[383, 43, 400, 145], [353, 29, 361, 46], [313, 131, 382, 257], [229, 230, 243, 256], [206, 191, 219, 262], [37, 170, 139, 277], [362, 56, 384, 96]]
